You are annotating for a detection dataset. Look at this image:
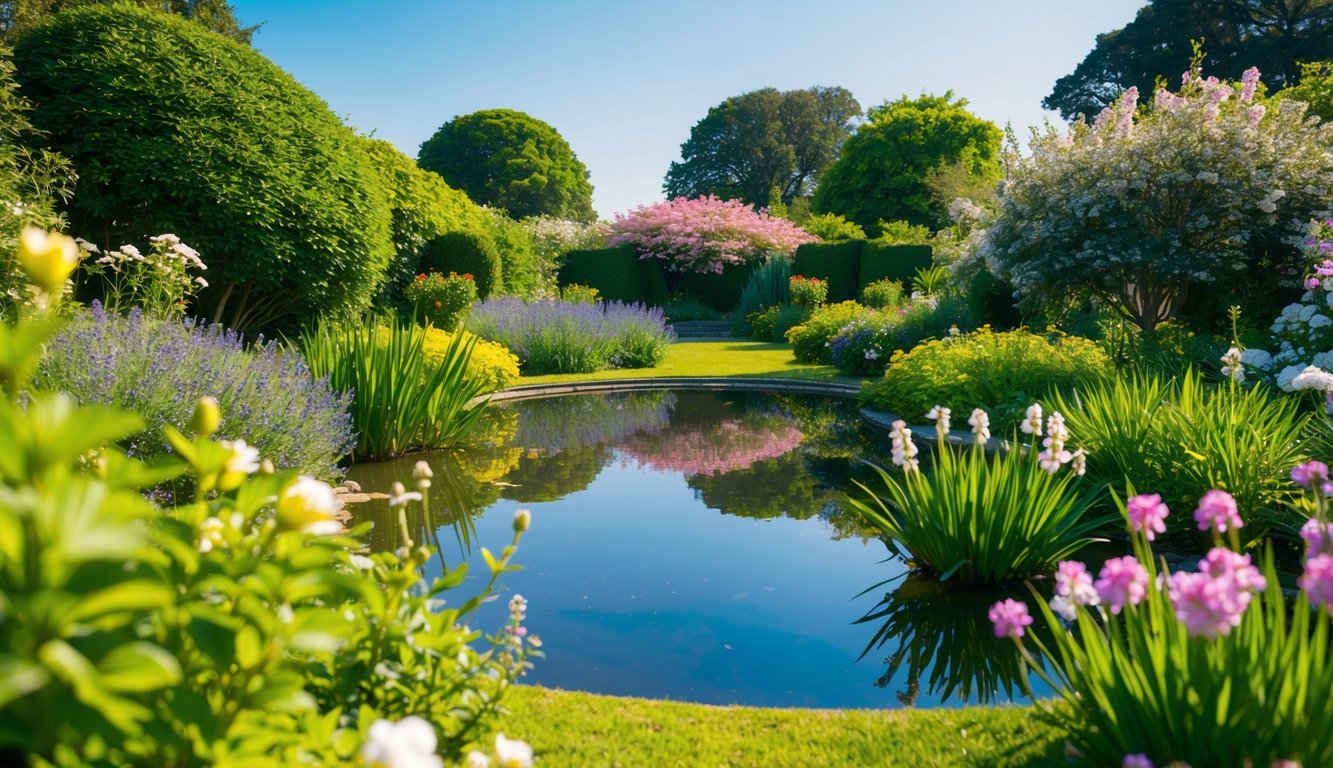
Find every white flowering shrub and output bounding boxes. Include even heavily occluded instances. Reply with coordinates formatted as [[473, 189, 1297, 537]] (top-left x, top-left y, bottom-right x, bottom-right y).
[[982, 66, 1333, 332], [78, 233, 208, 318]]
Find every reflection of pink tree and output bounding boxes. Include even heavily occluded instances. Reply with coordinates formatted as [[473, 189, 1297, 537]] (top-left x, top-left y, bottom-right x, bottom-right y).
[[619, 419, 804, 476]]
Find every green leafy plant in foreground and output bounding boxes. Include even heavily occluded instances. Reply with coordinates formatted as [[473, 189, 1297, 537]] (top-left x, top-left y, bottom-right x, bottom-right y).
[[300, 317, 490, 461], [995, 479, 1333, 767], [848, 406, 1108, 583]]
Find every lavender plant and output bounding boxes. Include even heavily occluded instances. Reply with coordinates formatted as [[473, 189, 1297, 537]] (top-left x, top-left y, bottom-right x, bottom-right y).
[[466, 297, 673, 374], [34, 302, 354, 481]]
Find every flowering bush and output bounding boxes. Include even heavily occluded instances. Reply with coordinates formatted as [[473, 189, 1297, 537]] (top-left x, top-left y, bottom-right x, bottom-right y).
[[78, 233, 208, 318], [862, 328, 1112, 431], [523, 214, 609, 293], [406, 270, 477, 329], [466, 297, 674, 374], [608, 195, 817, 275], [559, 282, 601, 305], [981, 66, 1333, 332], [994, 478, 1333, 767], [1242, 219, 1333, 397], [420, 326, 519, 392], [848, 405, 1107, 583], [788, 274, 828, 306], [785, 300, 878, 364], [829, 295, 973, 376], [35, 302, 354, 481]]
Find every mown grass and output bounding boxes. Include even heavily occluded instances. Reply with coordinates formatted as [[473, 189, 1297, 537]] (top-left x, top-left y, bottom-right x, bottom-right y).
[[490, 686, 1067, 767], [515, 341, 863, 386]]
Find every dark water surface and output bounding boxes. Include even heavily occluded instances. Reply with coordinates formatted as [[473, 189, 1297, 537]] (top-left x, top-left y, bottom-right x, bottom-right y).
[[347, 390, 1043, 708]]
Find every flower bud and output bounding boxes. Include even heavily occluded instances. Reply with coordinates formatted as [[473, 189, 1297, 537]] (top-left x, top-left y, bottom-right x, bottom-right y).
[[513, 508, 531, 533], [17, 227, 80, 292], [189, 396, 221, 436]]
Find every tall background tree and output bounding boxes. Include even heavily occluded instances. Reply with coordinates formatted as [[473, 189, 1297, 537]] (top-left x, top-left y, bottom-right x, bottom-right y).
[[1, 0, 256, 43], [663, 85, 860, 207], [812, 92, 1001, 235], [1044, 0, 1333, 121], [418, 108, 595, 222]]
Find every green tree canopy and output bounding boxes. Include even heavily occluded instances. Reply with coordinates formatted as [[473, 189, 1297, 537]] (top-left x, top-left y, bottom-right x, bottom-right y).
[[418, 108, 595, 222], [664, 86, 861, 206], [812, 92, 1001, 234], [1, 0, 257, 43], [1043, 0, 1333, 122], [15, 5, 393, 331], [1277, 60, 1333, 121]]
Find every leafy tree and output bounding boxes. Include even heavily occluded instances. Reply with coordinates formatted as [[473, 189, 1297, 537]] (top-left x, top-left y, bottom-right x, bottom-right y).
[[1276, 60, 1333, 121], [982, 68, 1333, 334], [801, 212, 865, 241], [1, 0, 257, 43], [14, 5, 393, 330], [418, 108, 595, 222], [1043, 0, 1333, 122], [812, 93, 1001, 234], [664, 86, 860, 206]]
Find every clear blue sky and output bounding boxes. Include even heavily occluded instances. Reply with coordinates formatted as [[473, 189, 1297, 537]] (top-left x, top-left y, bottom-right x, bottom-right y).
[[230, 0, 1146, 219]]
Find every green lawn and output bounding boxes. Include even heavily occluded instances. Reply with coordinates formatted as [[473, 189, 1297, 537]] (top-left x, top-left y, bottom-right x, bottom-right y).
[[516, 340, 866, 386], [490, 686, 1066, 767]]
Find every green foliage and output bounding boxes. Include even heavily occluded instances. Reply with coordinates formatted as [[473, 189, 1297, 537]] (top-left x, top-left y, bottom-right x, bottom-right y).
[[1052, 371, 1310, 541], [731, 253, 792, 336], [520, 215, 608, 298], [785, 300, 877, 364], [673, 259, 759, 312], [419, 108, 594, 221], [1277, 59, 1333, 122], [405, 271, 477, 329], [480, 207, 545, 298], [794, 212, 865, 241], [875, 219, 933, 245], [1043, 0, 1333, 121], [859, 243, 933, 290], [831, 296, 975, 377], [664, 86, 861, 206], [864, 328, 1112, 430], [557, 246, 644, 304], [660, 296, 720, 321], [559, 283, 600, 305], [849, 440, 1107, 583], [421, 231, 503, 300], [419, 325, 518, 393], [1, 0, 259, 43], [356, 136, 488, 314], [860, 278, 904, 310], [300, 318, 490, 462], [13, 5, 394, 331], [788, 274, 828, 306], [813, 93, 1002, 232], [747, 303, 809, 343], [792, 240, 865, 303]]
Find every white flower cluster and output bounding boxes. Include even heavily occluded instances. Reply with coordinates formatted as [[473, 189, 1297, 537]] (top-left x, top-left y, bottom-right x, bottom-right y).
[[1242, 222, 1333, 395]]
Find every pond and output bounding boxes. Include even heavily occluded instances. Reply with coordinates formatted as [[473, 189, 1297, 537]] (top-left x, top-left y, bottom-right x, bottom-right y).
[[347, 390, 1047, 709]]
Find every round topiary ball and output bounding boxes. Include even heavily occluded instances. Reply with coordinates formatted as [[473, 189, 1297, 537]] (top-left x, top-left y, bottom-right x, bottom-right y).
[[421, 231, 503, 299], [13, 5, 393, 332]]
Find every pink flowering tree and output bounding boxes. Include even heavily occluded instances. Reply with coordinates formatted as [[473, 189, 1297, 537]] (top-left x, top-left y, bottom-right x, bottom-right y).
[[607, 195, 817, 275], [981, 66, 1333, 333]]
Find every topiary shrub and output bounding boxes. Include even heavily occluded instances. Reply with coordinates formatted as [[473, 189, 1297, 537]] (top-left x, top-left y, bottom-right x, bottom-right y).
[[785, 300, 877, 364], [862, 327, 1112, 431], [860, 243, 933, 289], [13, 5, 393, 332], [557, 246, 644, 303], [421, 231, 503, 299], [792, 241, 864, 302]]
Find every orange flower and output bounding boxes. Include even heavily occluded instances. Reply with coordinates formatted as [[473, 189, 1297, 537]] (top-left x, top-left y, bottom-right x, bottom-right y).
[[434, 300, 442, 308], [416, 273, 427, 281], [463, 273, 474, 281]]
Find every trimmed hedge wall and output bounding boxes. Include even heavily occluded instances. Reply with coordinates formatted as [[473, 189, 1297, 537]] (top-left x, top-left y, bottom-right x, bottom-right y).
[[859, 243, 932, 289], [558, 246, 644, 303], [793, 241, 864, 303], [675, 260, 759, 312], [640, 257, 670, 307]]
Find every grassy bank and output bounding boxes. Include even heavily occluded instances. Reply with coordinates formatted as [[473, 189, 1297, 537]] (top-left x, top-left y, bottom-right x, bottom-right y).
[[489, 686, 1065, 767], [516, 341, 863, 386]]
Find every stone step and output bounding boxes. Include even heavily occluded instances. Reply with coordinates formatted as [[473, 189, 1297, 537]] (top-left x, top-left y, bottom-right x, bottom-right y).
[[668, 320, 733, 339]]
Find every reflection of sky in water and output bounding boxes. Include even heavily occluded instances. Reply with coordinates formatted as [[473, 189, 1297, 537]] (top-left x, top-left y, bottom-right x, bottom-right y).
[[349, 391, 1041, 709]]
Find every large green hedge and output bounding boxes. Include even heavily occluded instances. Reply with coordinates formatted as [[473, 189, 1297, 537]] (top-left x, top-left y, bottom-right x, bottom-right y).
[[792, 241, 864, 302], [14, 5, 393, 331], [859, 243, 933, 289], [675, 261, 759, 312], [558, 246, 644, 303]]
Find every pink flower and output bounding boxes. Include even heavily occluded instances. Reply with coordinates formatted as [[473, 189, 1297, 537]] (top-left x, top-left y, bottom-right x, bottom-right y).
[[1301, 554, 1333, 608], [1194, 489, 1243, 533], [1126, 493, 1169, 540], [1309, 277, 1323, 290], [988, 598, 1033, 639], [1170, 548, 1266, 638], [1292, 461, 1329, 489], [1200, 547, 1265, 594], [1122, 755, 1153, 768], [1301, 518, 1333, 558], [1096, 556, 1149, 614], [1239, 66, 1261, 102], [1050, 560, 1101, 620]]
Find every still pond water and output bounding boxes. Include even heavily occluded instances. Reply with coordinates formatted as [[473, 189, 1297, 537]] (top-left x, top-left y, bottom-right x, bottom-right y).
[[347, 390, 1045, 709]]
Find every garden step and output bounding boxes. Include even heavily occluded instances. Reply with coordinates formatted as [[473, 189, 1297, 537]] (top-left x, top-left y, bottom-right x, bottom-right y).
[[668, 320, 734, 339]]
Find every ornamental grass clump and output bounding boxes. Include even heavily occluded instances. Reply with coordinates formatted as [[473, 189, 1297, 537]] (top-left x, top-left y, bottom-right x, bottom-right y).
[[848, 405, 1107, 583], [992, 476, 1333, 767], [300, 318, 489, 461], [466, 297, 673, 374], [35, 301, 353, 481]]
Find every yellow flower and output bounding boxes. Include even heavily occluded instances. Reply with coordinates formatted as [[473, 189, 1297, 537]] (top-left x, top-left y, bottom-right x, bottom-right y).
[[17, 227, 80, 292], [274, 476, 343, 535]]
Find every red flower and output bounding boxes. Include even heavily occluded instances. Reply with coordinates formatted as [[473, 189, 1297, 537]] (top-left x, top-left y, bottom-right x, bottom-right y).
[[416, 273, 427, 281], [463, 273, 474, 281]]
